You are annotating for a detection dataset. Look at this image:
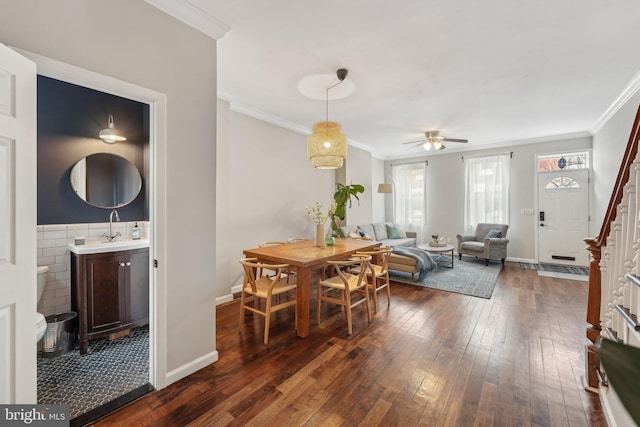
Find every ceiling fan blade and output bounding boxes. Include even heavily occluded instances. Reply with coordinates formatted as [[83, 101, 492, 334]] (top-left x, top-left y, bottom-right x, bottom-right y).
[[442, 138, 468, 143], [403, 139, 426, 145]]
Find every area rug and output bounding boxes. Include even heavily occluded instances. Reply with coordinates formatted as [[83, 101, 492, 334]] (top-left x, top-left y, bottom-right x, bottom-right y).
[[389, 256, 501, 299], [519, 262, 589, 282]]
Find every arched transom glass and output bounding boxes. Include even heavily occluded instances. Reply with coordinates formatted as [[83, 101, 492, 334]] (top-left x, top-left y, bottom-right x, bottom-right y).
[[545, 176, 580, 189]]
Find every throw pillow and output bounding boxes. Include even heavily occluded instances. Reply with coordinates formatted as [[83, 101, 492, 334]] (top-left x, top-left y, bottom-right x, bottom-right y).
[[485, 229, 502, 239], [357, 228, 372, 239], [386, 224, 402, 239]]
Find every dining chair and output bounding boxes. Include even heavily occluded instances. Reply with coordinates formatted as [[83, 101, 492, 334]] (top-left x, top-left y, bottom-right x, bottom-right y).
[[350, 246, 392, 313], [317, 255, 372, 335], [238, 258, 297, 344], [287, 237, 311, 243], [257, 241, 294, 281]]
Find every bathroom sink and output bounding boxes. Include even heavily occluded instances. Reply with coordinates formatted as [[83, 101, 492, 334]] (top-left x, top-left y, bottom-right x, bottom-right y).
[[68, 238, 150, 255]]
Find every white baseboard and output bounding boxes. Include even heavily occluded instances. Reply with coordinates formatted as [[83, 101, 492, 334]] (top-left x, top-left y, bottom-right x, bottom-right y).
[[216, 294, 233, 305], [506, 256, 537, 264], [166, 350, 219, 386], [231, 284, 242, 294]]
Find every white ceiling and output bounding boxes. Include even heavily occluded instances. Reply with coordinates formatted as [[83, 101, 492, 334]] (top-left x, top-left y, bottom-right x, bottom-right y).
[[151, 0, 640, 159]]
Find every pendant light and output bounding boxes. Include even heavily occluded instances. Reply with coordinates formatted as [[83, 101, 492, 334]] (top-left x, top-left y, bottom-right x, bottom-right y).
[[99, 115, 126, 143], [307, 69, 348, 169]]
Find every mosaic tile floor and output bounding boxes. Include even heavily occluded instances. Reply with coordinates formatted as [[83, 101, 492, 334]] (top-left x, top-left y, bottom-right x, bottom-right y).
[[37, 326, 149, 420]]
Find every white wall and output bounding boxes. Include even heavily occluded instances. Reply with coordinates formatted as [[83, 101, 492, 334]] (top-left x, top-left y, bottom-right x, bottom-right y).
[[344, 146, 373, 226], [215, 100, 335, 298], [372, 157, 386, 223], [385, 136, 592, 262], [592, 93, 640, 235], [0, 0, 218, 382]]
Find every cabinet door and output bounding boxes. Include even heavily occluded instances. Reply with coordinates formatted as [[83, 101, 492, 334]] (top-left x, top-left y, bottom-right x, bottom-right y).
[[87, 253, 126, 333], [125, 248, 149, 325]]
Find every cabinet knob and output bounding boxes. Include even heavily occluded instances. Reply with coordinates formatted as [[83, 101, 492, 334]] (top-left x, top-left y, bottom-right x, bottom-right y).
[[126, 262, 131, 266], [119, 262, 125, 267]]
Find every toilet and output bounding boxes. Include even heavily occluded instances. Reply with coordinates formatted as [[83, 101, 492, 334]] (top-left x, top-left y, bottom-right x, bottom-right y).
[[36, 266, 49, 342]]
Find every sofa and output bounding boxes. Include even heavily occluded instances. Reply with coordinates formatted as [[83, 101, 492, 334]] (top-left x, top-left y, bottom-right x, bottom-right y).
[[340, 222, 421, 281], [339, 222, 416, 247]]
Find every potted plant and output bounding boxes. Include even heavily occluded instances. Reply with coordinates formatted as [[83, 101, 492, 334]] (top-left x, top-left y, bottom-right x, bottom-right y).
[[330, 183, 365, 237]]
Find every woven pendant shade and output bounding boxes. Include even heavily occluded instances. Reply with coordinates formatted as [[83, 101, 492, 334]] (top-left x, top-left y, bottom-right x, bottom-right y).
[[307, 121, 347, 169]]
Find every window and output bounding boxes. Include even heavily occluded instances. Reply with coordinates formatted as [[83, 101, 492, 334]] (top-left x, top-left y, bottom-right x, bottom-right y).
[[537, 152, 589, 171], [545, 176, 580, 189], [464, 153, 510, 233], [392, 162, 426, 234]]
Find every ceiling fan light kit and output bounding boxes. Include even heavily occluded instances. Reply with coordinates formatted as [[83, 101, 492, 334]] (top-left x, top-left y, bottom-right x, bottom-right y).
[[405, 130, 468, 152], [307, 68, 349, 169]]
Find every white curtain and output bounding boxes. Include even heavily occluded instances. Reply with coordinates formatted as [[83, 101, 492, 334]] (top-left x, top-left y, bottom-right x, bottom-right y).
[[392, 162, 426, 238], [463, 153, 510, 233]]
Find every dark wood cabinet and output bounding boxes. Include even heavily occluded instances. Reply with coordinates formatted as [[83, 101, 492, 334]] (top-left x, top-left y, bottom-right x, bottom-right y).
[[71, 248, 149, 354]]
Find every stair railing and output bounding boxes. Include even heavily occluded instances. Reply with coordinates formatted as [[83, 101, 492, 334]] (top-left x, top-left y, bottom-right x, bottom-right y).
[[584, 103, 640, 390]]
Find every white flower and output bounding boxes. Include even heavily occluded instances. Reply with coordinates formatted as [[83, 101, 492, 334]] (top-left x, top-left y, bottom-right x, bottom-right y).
[[306, 201, 337, 225]]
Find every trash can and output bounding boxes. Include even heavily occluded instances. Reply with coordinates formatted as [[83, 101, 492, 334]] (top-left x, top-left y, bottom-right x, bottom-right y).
[[39, 312, 77, 357]]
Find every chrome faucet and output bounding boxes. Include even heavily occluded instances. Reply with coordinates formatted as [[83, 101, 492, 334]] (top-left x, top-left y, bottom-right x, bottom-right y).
[[103, 209, 121, 242]]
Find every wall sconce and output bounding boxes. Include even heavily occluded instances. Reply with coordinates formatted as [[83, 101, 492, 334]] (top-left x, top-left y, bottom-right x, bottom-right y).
[[99, 115, 126, 143]]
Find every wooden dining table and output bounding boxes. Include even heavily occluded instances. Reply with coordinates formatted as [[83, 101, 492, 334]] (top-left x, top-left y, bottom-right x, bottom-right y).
[[243, 238, 381, 338]]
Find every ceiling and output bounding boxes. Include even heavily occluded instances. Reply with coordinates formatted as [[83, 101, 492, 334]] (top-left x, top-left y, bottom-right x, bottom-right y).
[[151, 0, 640, 159]]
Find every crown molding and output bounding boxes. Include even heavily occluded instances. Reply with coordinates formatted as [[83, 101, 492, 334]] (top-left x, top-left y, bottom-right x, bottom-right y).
[[590, 69, 640, 135], [145, 0, 230, 40]]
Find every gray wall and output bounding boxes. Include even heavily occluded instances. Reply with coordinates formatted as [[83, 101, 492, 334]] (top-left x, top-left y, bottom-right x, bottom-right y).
[[592, 93, 640, 235], [384, 136, 592, 262], [216, 99, 335, 297], [0, 0, 218, 378]]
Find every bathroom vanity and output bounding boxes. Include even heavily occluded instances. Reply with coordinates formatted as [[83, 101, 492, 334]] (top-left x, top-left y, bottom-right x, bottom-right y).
[[69, 239, 150, 355]]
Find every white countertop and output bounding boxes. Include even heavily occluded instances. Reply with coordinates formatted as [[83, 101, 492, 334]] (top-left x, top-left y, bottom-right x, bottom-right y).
[[68, 238, 150, 255]]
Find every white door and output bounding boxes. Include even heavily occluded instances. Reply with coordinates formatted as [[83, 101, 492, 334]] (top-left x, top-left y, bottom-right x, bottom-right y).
[[537, 169, 589, 266], [0, 44, 37, 403]]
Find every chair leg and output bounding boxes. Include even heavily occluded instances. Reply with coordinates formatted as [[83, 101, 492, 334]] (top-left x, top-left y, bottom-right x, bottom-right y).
[[238, 290, 246, 326], [263, 296, 272, 344], [317, 284, 322, 325], [371, 277, 378, 313], [345, 290, 353, 335], [485, 258, 489, 266], [459, 253, 462, 260], [501, 258, 505, 265], [384, 273, 391, 306]]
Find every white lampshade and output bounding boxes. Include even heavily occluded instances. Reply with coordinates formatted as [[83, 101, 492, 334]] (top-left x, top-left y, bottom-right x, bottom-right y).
[[99, 115, 126, 143]]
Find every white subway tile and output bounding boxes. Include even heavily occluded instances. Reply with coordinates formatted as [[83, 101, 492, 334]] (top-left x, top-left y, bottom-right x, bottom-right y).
[[55, 238, 73, 247], [43, 224, 68, 232], [54, 289, 69, 298], [42, 247, 67, 257], [47, 296, 67, 307], [43, 230, 68, 240], [37, 239, 56, 249], [55, 271, 69, 281], [45, 280, 67, 290], [55, 255, 69, 265], [37, 256, 56, 266]]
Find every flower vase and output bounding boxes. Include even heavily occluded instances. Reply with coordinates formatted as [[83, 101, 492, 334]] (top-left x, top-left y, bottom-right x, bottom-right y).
[[316, 223, 326, 248]]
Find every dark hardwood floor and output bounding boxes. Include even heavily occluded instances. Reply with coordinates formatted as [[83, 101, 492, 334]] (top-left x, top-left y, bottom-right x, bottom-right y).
[[93, 262, 606, 426]]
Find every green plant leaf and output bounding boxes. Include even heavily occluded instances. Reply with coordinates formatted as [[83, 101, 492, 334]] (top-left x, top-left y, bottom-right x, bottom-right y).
[[599, 338, 640, 425]]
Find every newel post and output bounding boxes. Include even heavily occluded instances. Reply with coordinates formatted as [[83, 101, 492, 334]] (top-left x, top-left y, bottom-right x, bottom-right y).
[[584, 237, 602, 390]]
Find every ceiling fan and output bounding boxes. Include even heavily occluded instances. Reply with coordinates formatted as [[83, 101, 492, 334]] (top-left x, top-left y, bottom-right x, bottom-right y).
[[403, 130, 469, 151]]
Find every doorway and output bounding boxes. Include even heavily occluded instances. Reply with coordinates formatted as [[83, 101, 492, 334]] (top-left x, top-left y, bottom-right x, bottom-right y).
[[15, 48, 167, 421], [536, 153, 590, 266]]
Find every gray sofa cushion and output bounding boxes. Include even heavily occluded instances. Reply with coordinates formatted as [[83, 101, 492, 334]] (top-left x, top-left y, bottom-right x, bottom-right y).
[[372, 223, 388, 240], [357, 224, 376, 239]]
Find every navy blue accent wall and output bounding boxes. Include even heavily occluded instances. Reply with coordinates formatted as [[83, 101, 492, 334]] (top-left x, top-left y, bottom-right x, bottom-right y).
[[37, 76, 149, 224]]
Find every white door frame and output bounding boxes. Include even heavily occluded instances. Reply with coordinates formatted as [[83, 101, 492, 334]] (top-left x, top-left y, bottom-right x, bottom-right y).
[[14, 49, 168, 389], [533, 150, 592, 265]]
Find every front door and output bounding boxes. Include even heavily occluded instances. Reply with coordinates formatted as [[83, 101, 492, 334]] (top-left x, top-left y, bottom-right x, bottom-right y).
[[0, 44, 37, 403], [537, 169, 589, 266]]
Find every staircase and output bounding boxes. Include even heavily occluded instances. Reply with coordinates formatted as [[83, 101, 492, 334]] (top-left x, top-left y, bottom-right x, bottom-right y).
[[585, 104, 640, 426]]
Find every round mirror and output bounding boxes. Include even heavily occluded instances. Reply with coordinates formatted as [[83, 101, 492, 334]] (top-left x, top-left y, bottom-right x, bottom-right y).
[[70, 153, 142, 209]]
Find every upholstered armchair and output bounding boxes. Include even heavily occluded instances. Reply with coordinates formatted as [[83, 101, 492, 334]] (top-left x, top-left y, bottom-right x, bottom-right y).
[[456, 223, 509, 266]]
